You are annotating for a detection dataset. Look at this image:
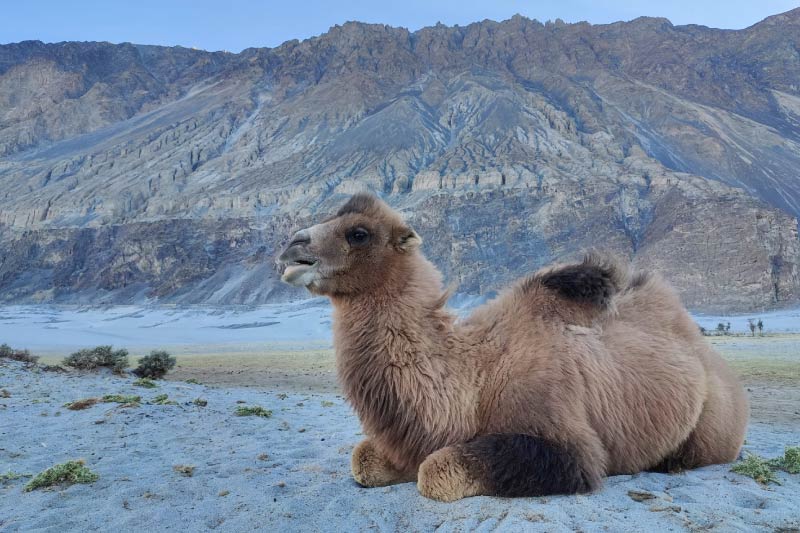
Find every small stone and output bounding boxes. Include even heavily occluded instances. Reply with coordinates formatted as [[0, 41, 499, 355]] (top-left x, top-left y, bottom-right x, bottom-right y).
[[628, 490, 656, 502]]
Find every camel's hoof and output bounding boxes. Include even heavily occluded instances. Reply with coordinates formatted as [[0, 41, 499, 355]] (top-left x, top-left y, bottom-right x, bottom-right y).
[[351, 440, 406, 487], [417, 447, 484, 502]]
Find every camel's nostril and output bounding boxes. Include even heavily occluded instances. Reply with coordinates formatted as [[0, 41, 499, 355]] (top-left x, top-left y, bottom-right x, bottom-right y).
[[288, 229, 311, 248]]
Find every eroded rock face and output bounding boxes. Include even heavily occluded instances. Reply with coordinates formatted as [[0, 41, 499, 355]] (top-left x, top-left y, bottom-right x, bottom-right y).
[[1, 11, 799, 311]]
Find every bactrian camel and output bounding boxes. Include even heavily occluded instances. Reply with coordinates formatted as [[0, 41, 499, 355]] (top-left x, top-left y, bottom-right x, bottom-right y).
[[277, 193, 748, 502]]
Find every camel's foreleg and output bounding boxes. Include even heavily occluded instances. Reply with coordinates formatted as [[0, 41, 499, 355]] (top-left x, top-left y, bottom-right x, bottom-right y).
[[351, 439, 415, 487], [417, 434, 599, 502]]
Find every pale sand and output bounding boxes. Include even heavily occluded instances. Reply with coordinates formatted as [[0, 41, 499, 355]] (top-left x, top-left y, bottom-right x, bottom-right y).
[[2, 306, 799, 532], [1, 354, 799, 532]]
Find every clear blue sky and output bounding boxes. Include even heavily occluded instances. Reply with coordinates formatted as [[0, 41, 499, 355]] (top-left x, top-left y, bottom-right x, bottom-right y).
[[1, 0, 798, 52]]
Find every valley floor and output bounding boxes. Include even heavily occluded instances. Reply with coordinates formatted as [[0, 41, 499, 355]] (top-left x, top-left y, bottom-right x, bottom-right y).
[[1, 308, 799, 532], [1, 346, 799, 531]]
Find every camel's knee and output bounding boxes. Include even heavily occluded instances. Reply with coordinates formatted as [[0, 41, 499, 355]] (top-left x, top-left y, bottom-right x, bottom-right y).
[[417, 446, 487, 502], [351, 439, 413, 487]]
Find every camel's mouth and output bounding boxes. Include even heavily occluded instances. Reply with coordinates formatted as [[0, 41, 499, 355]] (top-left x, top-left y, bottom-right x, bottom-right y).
[[280, 259, 319, 287]]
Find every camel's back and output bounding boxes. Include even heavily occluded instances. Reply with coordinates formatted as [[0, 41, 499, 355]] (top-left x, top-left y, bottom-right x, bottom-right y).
[[465, 263, 745, 474]]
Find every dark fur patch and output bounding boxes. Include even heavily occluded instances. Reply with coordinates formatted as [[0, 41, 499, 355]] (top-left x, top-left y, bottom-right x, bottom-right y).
[[647, 436, 702, 473], [337, 193, 379, 217], [539, 264, 617, 307], [459, 434, 595, 497]]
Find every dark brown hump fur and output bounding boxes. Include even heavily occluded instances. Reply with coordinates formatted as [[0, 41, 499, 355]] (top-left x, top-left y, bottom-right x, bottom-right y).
[[537, 252, 630, 308]]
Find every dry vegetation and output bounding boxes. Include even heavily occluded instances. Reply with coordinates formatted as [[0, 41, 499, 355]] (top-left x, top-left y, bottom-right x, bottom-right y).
[[0, 343, 38, 364], [235, 405, 272, 418], [24, 460, 98, 492], [731, 447, 800, 484]]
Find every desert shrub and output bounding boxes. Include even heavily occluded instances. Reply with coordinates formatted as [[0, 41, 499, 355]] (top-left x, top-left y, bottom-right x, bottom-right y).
[[62, 346, 129, 373], [24, 460, 98, 491], [132, 350, 176, 379], [133, 377, 157, 388], [0, 343, 39, 364], [235, 405, 272, 418], [731, 448, 800, 484], [731, 453, 778, 484], [102, 394, 141, 405], [150, 394, 176, 405], [769, 446, 800, 474], [193, 398, 208, 407]]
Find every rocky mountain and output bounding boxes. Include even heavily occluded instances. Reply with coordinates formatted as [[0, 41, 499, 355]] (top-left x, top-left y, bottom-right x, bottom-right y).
[[1, 10, 799, 311]]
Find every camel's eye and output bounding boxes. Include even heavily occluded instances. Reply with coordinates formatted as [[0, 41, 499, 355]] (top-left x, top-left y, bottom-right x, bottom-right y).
[[346, 227, 371, 247]]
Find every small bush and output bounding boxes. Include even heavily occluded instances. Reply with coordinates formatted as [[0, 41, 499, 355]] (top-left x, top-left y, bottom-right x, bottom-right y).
[[235, 405, 272, 418], [0, 343, 39, 364], [133, 350, 176, 379], [769, 446, 800, 474], [151, 394, 176, 405], [102, 394, 141, 405], [731, 453, 778, 484], [193, 398, 208, 407], [62, 346, 129, 373], [24, 460, 98, 491], [133, 377, 157, 388]]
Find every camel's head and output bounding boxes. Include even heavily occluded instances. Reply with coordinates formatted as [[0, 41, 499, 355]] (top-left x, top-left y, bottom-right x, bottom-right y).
[[276, 193, 422, 296]]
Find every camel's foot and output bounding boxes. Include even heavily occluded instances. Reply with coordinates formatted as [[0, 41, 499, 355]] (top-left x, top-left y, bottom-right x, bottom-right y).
[[351, 439, 413, 487]]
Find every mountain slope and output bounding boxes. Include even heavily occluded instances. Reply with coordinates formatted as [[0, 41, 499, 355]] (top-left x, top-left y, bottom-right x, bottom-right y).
[[1, 11, 799, 311]]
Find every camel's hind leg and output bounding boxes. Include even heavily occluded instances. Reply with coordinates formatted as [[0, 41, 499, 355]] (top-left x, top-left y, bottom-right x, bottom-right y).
[[651, 367, 748, 473], [417, 434, 600, 502]]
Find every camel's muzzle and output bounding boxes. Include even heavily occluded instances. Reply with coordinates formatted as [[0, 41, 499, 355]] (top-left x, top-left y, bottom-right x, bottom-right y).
[[277, 229, 319, 287]]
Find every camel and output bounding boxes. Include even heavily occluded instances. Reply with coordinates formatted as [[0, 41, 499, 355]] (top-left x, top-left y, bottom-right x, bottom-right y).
[[276, 193, 748, 501]]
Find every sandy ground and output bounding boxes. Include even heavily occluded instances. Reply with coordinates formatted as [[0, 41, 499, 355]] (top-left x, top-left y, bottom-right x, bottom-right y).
[[1, 356, 799, 532], [1, 307, 799, 531]]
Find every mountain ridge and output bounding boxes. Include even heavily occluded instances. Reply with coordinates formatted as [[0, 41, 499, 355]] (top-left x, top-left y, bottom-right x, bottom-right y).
[[0, 10, 799, 311]]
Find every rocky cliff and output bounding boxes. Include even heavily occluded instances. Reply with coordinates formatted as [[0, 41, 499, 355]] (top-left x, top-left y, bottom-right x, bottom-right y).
[[1, 10, 799, 311]]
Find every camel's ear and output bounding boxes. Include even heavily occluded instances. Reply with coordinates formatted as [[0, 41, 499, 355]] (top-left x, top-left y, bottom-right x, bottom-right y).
[[393, 226, 422, 252]]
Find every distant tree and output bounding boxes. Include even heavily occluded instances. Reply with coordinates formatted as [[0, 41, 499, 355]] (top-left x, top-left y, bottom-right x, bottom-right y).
[[757, 319, 764, 336], [717, 323, 727, 335], [748, 319, 756, 337], [726, 322, 731, 333], [699, 325, 707, 336]]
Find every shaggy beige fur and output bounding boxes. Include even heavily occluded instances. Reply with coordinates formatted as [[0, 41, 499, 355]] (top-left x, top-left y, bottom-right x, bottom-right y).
[[277, 193, 749, 501]]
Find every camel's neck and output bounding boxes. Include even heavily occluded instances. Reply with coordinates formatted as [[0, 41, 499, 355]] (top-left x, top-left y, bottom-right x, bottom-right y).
[[331, 253, 452, 366], [330, 253, 479, 469]]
